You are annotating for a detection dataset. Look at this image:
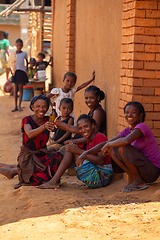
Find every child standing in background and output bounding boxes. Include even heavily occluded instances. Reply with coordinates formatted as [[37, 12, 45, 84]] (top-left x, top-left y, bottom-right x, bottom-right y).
[[47, 71, 95, 119], [49, 98, 74, 151], [36, 52, 52, 71], [27, 58, 37, 79], [11, 38, 28, 112]]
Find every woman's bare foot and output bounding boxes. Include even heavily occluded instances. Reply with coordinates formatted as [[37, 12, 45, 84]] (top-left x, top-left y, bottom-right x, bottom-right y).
[[37, 179, 59, 189], [0, 167, 18, 179]]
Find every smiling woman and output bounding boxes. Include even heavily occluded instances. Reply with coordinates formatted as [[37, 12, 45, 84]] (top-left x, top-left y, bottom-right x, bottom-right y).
[[78, 101, 160, 193], [0, 95, 62, 188], [38, 114, 113, 189]]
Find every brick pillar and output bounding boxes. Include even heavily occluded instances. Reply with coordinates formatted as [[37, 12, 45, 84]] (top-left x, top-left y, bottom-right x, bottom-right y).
[[65, 0, 76, 72], [119, 0, 160, 146]]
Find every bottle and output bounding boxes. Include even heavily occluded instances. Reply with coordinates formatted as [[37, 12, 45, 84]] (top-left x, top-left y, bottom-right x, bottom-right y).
[[49, 103, 57, 132]]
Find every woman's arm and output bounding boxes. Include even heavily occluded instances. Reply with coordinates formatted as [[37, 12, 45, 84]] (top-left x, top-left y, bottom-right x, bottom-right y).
[[57, 121, 79, 134], [24, 121, 55, 139], [101, 128, 143, 156], [92, 109, 105, 132], [65, 143, 105, 167], [77, 134, 121, 162], [64, 137, 87, 145]]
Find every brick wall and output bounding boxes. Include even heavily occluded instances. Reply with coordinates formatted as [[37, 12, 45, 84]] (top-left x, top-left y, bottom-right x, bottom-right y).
[[65, 0, 76, 72], [119, 0, 160, 145]]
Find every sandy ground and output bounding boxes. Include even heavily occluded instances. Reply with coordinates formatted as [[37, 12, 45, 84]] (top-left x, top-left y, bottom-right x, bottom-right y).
[[0, 75, 160, 240]]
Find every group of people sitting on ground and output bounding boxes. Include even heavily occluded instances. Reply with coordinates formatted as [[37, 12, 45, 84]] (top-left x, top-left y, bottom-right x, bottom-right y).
[[0, 70, 160, 192]]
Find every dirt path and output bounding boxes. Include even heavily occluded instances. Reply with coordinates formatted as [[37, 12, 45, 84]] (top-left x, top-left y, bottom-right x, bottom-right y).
[[0, 77, 160, 240]]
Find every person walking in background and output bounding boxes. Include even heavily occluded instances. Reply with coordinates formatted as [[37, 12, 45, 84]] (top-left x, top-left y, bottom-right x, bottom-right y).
[[0, 31, 10, 79], [11, 38, 28, 112]]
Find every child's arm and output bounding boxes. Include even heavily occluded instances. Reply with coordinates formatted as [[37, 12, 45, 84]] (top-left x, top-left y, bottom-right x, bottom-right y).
[[53, 117, 74, 144], [76, 71, 95, 92], [25, 58, 28, 72], [46, 92, 57, 99]]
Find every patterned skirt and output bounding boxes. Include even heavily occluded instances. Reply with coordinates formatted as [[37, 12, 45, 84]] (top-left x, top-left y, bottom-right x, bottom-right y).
[[30, 151, 62, 186], [75, 160, 113, 189]]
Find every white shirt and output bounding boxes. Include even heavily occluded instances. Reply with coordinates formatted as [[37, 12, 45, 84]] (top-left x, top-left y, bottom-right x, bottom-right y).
[[16, 51, 28, 72]]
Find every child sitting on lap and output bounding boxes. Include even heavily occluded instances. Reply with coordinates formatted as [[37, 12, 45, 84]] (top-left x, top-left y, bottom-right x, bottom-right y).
[[49, 98, 74, 151]]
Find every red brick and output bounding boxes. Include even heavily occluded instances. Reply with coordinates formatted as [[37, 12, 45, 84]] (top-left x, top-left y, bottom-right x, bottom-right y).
[[121, 52, 134, 60], [134, 44, 145, 52], [124, 85, 131, 93], [156, 36, 160, 44], [157, 19, 160, 27], [128, 61, 143, 69], [134, 26, 145, 35], [142, 96, 160, 103], [146, 10, 160, 18], [142, 103, 153, 111], [123, 1, 136, 11], [122, 77, 128, 85], [122, 18, 135, 28], [120, 68, 126, 77], [134, 35, 156, 44], [154, 120, 160, 128], [145, 27, 160, 36], [134, 52, 155, 61], [135, 18, 156, 27], [143, 79, 160, 87], [120, 85, 125, 92], [121, 92, 128, 101], [136, 1, 157, 10], [152, 129, 160, 136], [126, 69, 134, 77], [121, 35, 135, 44], [144, 61, 160, 70], [122, 27, 134, 36], [132, 95, 143, 102], [131, 86, 155, 95], [121, 44, 134, 53], [133, 70, 160, 79], [128, 78, 143, 86], [145, 120, 153, 129], [155, 88, 160, 95], [156, 54, 160, 61], [145, 45, 160, 53], [127, 94, 133, 102], [121, 60, 129, 69]]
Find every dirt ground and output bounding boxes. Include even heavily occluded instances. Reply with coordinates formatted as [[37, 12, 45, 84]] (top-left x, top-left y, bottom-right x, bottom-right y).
[[0, 76, 160, 240]]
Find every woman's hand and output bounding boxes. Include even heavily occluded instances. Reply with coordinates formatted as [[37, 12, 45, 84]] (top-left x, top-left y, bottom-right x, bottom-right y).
[[64, 140, 72, 145], [65, 143, 81, 154], [44, 121, 55, 132], [101, 144, 109, 157], [76, 151, 87, 168]]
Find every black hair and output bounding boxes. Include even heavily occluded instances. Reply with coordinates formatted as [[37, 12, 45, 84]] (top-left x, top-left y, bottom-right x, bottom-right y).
[[77, 114, 97, 127], [63, 72, 77, 83], [85, 85, 105, 102], [15, 38, 23, 44], [124, 101, 146, 122], [30, 95, 50, 111], [37, 52, 45, 59], [30, 58, 36, 63], [59, 98, 73, 109], [3, 31, 9, 39]]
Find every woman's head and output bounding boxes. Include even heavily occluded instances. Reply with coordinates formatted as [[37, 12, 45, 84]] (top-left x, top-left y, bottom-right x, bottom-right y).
[[85, 85, 105, 109], [3, 31, 9, 39], [30, 95, 50, 113], [77, 114, 97, 138], [124, 101, 145, 124]]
